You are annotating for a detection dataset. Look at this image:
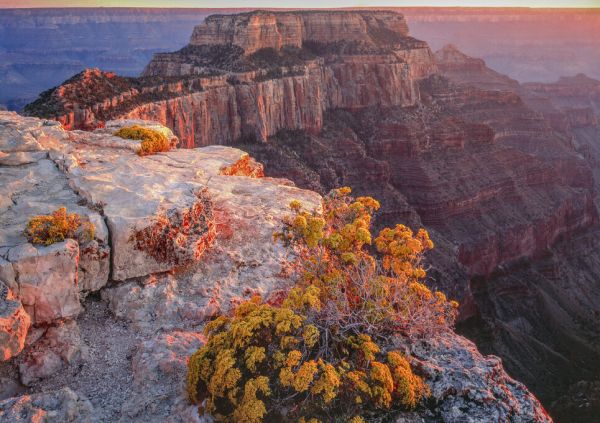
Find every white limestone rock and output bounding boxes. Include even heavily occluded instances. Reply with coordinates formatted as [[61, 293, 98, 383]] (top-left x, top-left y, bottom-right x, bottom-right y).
[[7, 241, 81, 325], [0, 111, 110, 306], [100, 151, 321, 330], [402, 332, 552, 422]]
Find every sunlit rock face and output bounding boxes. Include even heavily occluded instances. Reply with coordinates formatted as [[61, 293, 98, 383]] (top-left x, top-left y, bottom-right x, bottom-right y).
[[24, 10, 437, 148], [0, 282, 30, 362], [190, 10, 409, 54]]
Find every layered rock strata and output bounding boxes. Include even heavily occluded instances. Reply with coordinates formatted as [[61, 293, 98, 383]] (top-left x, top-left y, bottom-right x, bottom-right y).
[[189, 10, 410, 53], [24, 11, 437, 148]]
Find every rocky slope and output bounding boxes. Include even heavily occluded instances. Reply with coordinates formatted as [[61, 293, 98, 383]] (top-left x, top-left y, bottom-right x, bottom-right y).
[[0, 111, 551, 422]]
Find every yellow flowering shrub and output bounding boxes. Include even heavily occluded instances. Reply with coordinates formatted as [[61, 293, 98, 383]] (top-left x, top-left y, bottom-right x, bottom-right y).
[[187, 187, 458, 421], [114, 125, 171, 156], [188, 294, 428, 422], [277, 187, 458, 339], [25, 207, 95, 246]]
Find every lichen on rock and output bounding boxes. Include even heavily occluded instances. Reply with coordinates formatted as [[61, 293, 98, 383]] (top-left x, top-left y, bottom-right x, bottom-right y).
[[131, 188, 216, 267]]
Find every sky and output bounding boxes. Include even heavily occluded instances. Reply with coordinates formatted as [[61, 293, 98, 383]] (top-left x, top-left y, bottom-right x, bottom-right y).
[[1, 0, 599, 8]]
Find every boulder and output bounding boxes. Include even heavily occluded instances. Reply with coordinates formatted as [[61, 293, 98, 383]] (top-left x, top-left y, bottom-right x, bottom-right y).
[[0, 387, 94, 423], [19, 320, 86, 386], [120, 331, 205, 422], [0, 281, 30, 361], [8, 241, 81, 325], [404, 332, 552, 423]]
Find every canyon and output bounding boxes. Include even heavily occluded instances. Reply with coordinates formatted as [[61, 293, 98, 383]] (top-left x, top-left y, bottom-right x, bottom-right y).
[[5, 8, 600, 422], [2, 7, 598, 111]]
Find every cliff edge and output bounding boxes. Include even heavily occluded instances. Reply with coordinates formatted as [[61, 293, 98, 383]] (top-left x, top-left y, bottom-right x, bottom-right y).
[[0, 112, 550, 422]]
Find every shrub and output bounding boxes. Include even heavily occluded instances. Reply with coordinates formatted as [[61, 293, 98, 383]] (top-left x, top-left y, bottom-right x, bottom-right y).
[[114, 125, 171, 156], [187, 293, 428, 422], [25, 207, 95, 246], [279, 187, 458, 340], [188, 187, 458, 422]]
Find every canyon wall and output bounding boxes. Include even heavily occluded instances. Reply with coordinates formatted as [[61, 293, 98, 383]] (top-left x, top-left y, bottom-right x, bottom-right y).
[[23, 11, 437, 148], [190, 11, 409, 53]]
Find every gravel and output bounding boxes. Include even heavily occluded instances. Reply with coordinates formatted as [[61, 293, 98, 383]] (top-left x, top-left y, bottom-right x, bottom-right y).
[[26, 295, 142, 422]]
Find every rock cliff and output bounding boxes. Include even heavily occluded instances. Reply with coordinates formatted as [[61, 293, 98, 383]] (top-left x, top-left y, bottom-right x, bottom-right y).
[[189, 10, 409, 54], [0, 111, 550, 422], [24, 10, 437, 148], [230, 44, 600, 421]]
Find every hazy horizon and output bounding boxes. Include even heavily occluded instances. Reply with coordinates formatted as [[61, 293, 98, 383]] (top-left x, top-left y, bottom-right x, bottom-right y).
[[1, 1, 599, 9]]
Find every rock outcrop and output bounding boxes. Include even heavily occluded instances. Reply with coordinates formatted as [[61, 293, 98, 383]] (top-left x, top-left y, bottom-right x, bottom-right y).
[[189, 10, 410, 54], [408, 333, 552, 422], [0, 282, 30, 361], [0, 110, 550, 422]]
